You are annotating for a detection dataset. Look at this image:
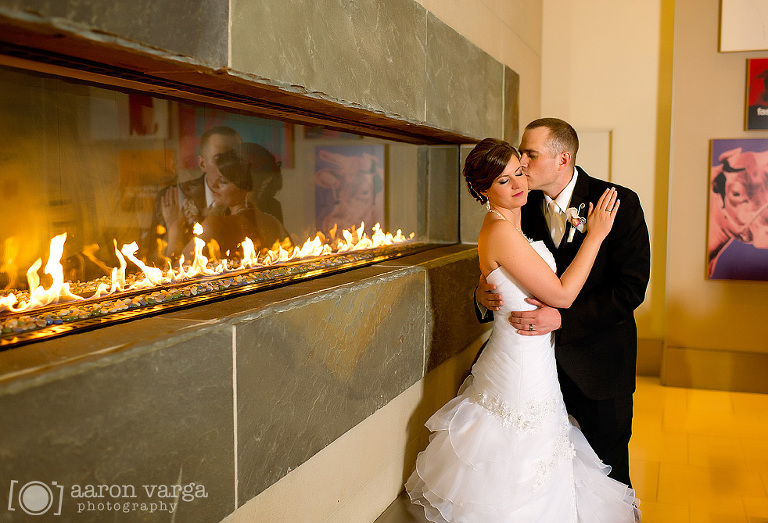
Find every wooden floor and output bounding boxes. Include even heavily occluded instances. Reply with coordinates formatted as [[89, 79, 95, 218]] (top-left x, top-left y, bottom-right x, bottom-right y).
[[376, 376, 768, 522]]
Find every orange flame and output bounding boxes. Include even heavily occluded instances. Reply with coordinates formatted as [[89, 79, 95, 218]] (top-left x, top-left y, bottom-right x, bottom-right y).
[[0, 222, 415, 314], [3, 233, 81, 312]]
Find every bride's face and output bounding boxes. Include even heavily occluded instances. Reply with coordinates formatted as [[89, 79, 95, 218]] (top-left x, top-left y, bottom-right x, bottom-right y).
[[208, 172, 248, 209], [485, 156, 527, 210]]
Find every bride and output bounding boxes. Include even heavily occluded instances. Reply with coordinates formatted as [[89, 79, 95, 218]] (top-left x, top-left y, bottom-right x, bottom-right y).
[[406, 139, 639, 522]]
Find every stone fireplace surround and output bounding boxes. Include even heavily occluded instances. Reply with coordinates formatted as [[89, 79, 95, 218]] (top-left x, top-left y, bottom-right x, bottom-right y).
[[0, 1, 513, 520], [0, 244, 486, 521]]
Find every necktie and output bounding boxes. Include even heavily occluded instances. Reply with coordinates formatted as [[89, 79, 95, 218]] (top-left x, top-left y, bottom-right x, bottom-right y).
[[548, 200, 566, 246]]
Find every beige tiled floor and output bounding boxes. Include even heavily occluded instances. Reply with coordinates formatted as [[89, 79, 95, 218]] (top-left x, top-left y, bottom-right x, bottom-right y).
[[377, 377, 768, 522], [631, 376, 768, 522]]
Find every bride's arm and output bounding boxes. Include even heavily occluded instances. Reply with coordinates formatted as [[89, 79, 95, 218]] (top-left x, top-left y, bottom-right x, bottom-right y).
[[487, 188, 619, 308]]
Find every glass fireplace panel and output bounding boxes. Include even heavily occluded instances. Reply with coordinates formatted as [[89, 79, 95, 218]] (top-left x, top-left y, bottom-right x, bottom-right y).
[[0, 63, 460, 346]]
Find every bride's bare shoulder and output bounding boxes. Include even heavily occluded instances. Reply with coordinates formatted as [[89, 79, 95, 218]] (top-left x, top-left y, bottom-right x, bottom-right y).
[[480, 217, 524, 243]]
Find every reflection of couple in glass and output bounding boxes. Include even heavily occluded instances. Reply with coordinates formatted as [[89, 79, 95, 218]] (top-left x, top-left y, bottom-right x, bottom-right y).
[[154, 126, 289, 261], [708, 146, 768, 280], [407, 119, 649, 522]]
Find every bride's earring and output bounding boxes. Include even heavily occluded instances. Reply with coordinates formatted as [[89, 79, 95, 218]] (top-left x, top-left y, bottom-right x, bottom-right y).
[[485, 199, 491, 211]]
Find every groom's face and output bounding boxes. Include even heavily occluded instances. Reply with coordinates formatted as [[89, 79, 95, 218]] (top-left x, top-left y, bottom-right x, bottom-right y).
[[519, 127, 569, 198], [199, 133, 243, 190]]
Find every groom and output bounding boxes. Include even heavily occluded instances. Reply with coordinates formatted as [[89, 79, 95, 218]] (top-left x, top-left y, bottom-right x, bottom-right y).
[[475, 118, 651, 487]]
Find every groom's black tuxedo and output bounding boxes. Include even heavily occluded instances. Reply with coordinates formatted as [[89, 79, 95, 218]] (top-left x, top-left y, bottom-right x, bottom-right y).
[[521, 167, 650, 401]]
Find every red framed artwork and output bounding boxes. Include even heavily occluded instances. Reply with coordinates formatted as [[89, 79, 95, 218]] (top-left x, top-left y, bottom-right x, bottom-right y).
[[746, 58, 768, 130]]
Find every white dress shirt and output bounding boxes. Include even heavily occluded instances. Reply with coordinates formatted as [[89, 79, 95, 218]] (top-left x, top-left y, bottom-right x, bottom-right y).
[[543, 169, 579, 246]]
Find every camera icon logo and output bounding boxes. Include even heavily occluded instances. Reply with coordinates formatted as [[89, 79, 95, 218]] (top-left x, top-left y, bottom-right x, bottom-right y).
[[7, 480, 64, 516]]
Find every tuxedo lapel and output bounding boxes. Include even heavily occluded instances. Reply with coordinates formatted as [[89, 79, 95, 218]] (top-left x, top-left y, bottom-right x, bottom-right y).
[[569, 167, 592, 210], [522, 191, 558, 252], [179, 174, 208, 212]]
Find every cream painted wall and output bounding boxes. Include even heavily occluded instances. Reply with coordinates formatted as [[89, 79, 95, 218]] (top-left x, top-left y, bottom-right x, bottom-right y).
[[539, 0, 673, 343], [417, 0, 542, 133], [668, 0, 768, 353]]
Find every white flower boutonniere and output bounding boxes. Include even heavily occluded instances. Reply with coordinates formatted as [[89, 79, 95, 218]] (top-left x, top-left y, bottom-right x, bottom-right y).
[[565, 203, 587, 243], [181, 199, 201, 225]]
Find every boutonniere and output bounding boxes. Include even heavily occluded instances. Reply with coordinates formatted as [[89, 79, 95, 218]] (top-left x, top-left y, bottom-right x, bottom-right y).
[[565, 203, 587, 243], [181, 199, 201, 224]]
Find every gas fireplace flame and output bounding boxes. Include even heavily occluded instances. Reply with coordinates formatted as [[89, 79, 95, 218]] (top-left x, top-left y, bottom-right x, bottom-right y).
[[0, 222, 414, 314], [4, 233, 83, 312]]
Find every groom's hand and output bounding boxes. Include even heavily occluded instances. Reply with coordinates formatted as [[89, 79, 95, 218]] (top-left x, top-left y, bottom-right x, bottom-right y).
[[509, 298, 562, 336], [476, 274, 502, 311]]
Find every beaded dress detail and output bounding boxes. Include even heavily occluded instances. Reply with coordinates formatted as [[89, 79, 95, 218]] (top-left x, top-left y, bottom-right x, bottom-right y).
[[406, 240, 639, 522]]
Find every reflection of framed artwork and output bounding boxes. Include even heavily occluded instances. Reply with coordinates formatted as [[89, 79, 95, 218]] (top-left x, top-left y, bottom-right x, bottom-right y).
[[746, 58, 768, 130], [708, 139, 768, 281], [314, 145, 385, 235], [88, 94, 169, 140], [720, 0, 768, 52], [177, 108, 294, 171]]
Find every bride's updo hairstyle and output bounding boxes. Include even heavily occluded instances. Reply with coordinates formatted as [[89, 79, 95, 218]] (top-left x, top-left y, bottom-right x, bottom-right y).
[[215, 148, 254, 191], [463, 138, 520, 204]]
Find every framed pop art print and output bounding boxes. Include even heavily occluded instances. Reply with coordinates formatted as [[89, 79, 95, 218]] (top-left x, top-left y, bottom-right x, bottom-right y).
[[708, 138, 768, 280]]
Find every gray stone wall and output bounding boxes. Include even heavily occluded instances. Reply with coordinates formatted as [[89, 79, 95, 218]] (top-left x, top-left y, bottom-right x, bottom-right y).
[[0, 0, 228, 65]]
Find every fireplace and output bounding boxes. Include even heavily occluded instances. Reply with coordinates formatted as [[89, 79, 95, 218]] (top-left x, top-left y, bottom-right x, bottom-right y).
[[0, 55, 459, 350], [0, 4, 505, 520]]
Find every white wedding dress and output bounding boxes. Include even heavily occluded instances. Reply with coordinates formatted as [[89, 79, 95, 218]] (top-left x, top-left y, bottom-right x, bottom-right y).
[[406, 240, 639, 522]]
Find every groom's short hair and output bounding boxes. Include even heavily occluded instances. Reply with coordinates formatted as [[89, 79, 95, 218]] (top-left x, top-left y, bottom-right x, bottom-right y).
[[525, 118, 579, 163]]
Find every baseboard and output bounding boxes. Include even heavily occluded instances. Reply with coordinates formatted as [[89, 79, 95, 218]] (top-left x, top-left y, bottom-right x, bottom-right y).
[[637, 338, 662, 377], [661, 345, 768, 393]]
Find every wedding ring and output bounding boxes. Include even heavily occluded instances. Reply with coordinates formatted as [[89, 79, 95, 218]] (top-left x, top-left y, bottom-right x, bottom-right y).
[[606, 207, 613, 212], [529, 324, 533, 331]]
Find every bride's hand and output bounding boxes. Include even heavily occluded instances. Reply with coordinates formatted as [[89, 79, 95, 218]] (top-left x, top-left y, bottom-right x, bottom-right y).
[[161, 188, 183, 226], [586, 187, 619, 241]]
